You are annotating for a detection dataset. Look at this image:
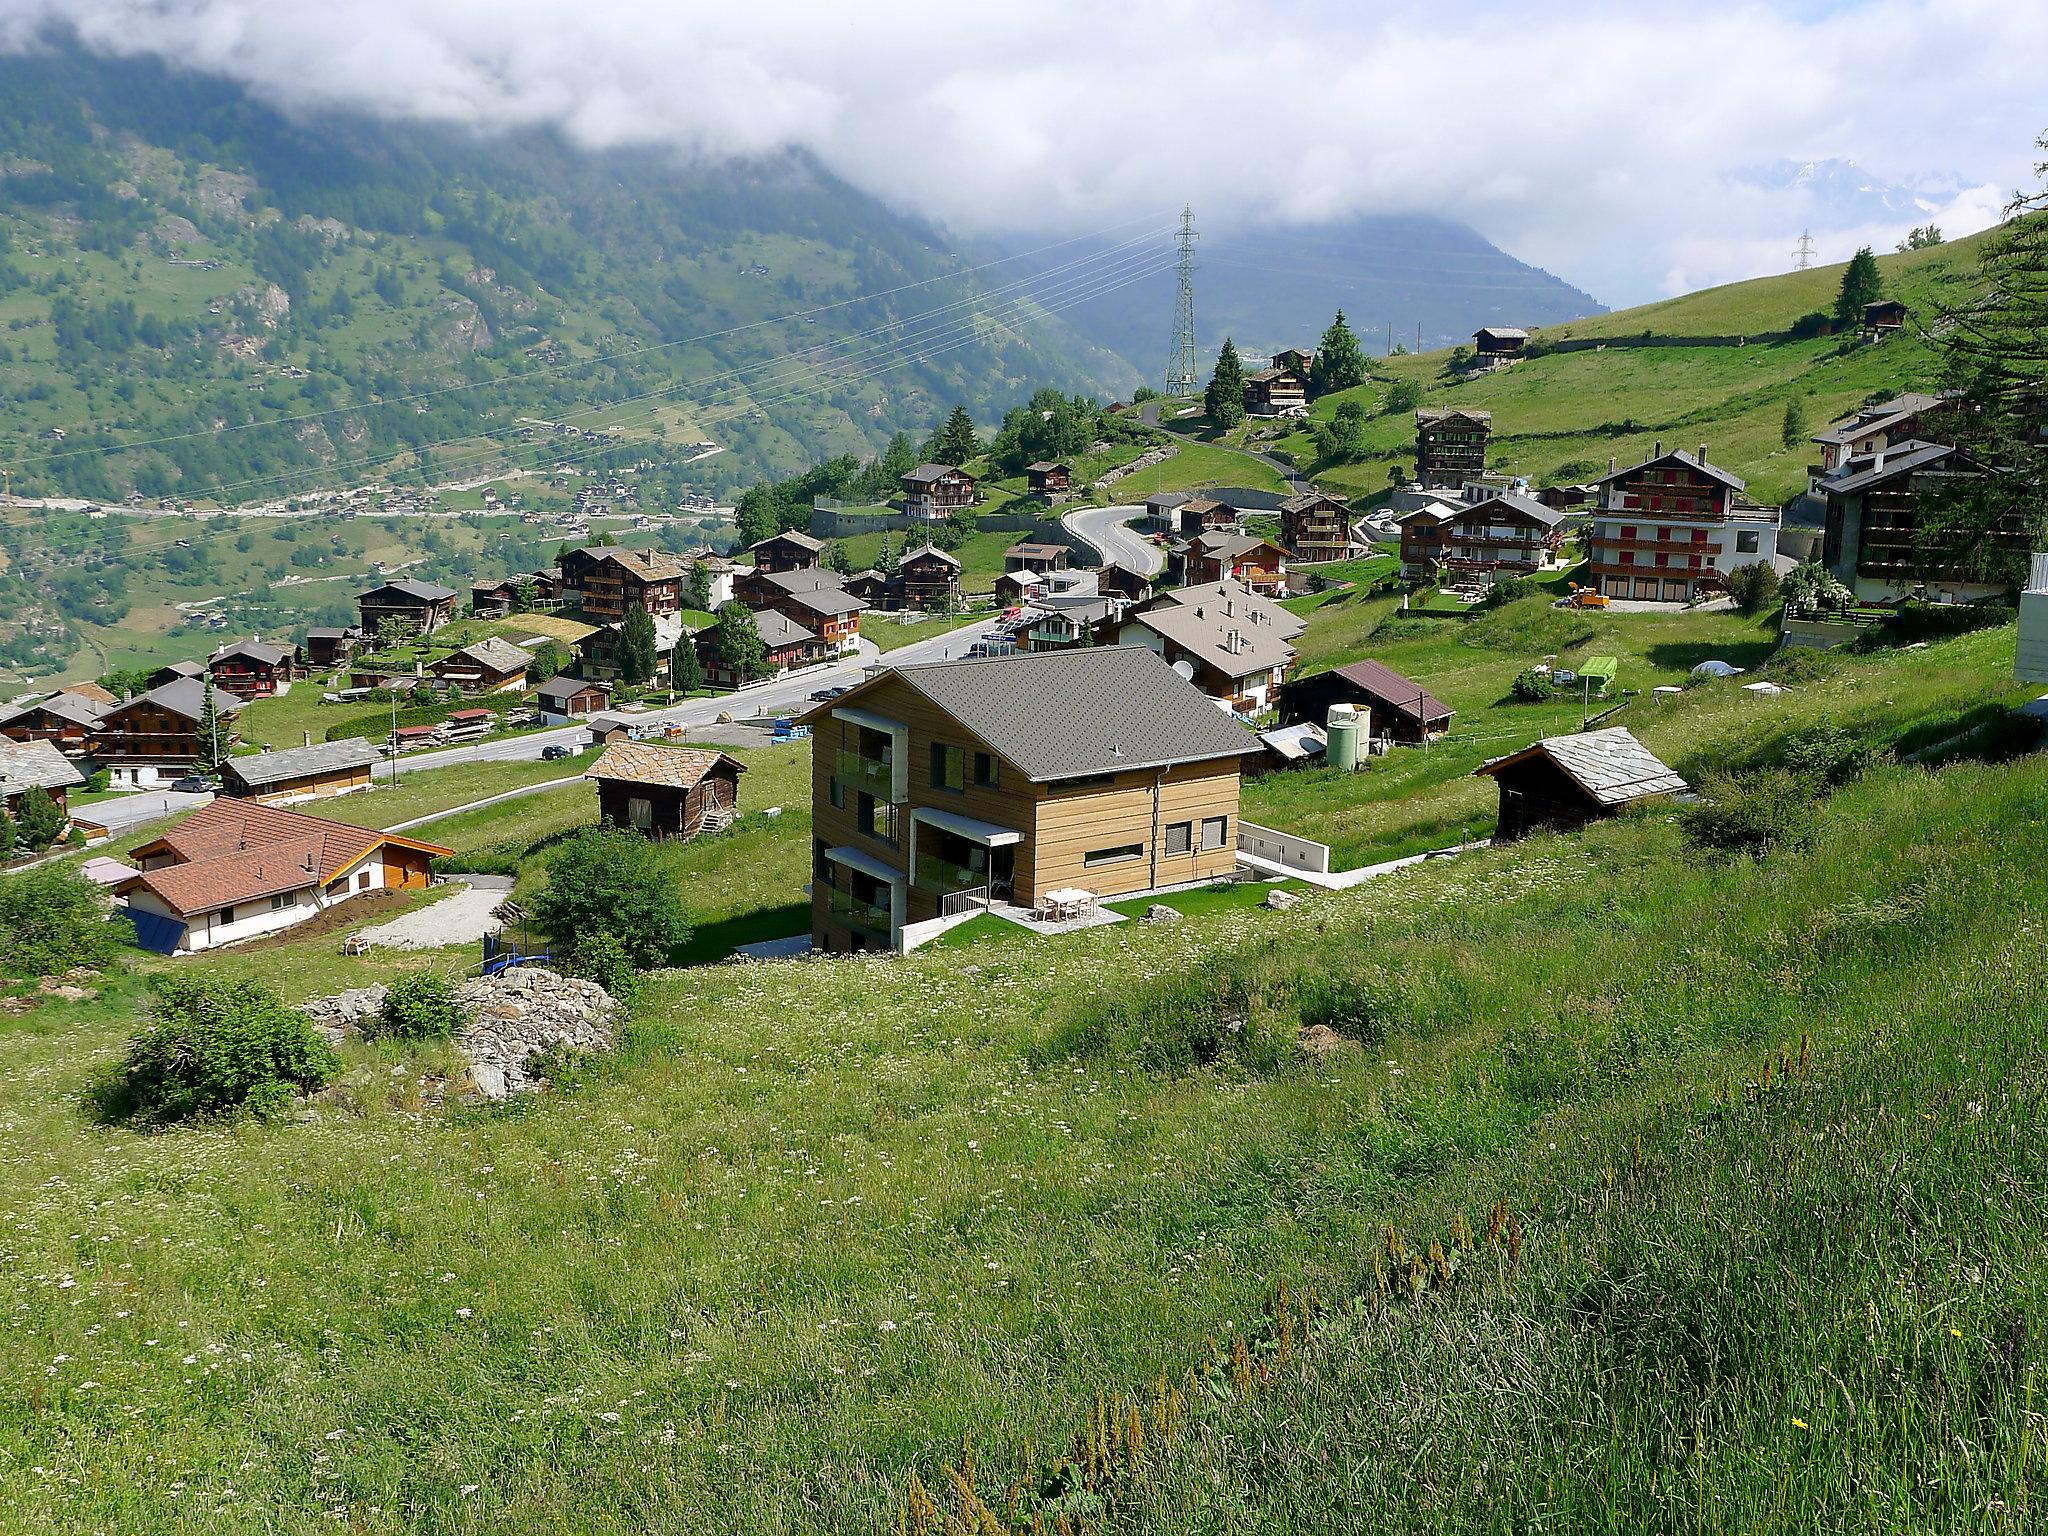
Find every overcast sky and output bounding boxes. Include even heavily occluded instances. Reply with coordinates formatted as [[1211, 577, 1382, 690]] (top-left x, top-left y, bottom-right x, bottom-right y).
[[5, 0, 2043, 305]]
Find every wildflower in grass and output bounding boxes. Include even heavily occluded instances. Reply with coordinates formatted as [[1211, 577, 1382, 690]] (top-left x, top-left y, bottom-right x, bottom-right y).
[[1792, 1417, 1808, 1428]]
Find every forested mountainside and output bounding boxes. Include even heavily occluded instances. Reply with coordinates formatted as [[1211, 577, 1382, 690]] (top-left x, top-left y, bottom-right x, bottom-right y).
[[0, 44, 1139, 505], [1013, 213, 1605, 381]]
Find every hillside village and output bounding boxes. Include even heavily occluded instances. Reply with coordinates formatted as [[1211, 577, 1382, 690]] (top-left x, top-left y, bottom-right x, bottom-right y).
[[2, 139, 2047, 1534]]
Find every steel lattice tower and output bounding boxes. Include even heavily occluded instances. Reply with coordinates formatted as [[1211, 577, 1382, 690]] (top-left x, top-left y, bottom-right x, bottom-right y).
[[1794, 230, 1816, 271], [1164, 205, 1198, 397]]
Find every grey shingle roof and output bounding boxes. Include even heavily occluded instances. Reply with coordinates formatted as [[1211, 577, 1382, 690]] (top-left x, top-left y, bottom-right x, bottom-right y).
[[1475, 326, 1530, 341], [1822, 439, 1966, 495], [367, 578, 459, 603], [879, 645, 1259, 782], [1, 690, 110, 729], [1417, 408, 1494, 426], [1126, 601, 1297, 680], [905, 463, 971, 483], [1462, 492, 1567, 529], [1146, 580, 1306, 640], [1594, 447, 1746, 492], [1477, 727, 1686, 805], [213, 638, 295, 667], [0, 738, 86, 795], [535, 674, 609, 705], [748, 610, 815, 649], [445, 636, 534, 674], [125, 677, 245, 720], [901, 545, 962, 568], [221, 738, 379, 790], [747, 530, 824, 554]]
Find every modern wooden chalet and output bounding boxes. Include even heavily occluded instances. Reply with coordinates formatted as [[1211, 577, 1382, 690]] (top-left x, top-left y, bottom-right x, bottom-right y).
[[206, 638, 299, 698], [1414, 409, 1493, 490], [747, 530, 825, 574], [1243, 365, 1307, 416], [1176, 532, 1290, 596], [800, 646, 1258, 951], [94, 678, 244, 787], [0, 689, 112, 762], [1432, 493, 1567, 576], [695, 608, 823, 688], [559, 547, 686, 620], [429, 636, 533, 692], [739, 568, 866, 653], [586, 741, 743, 841]]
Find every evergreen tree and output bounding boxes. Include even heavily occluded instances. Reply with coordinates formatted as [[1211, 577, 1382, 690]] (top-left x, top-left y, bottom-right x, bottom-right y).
[[1204, 338, 1247, 428], [931, 405, 981, 466], [1309, 311, 1368, 397], [14, 786, 62, 851], [526, 641, 567, 684], [1781, 399, 1808, 448], [879, 430, 917, 481], [713, 601, 766, 684], [687, 560, 713, 612], [826, 542, 855, 576], [616, 602, 658, 687], [0, 806, 13, 857], [1923, 140, 2048, 580], [194, 680, 227, 773], [877, 533, 899, 578], [671, 633, 704, 695], [1833, 246, 1884, 325], [736, 483, 778, 546]]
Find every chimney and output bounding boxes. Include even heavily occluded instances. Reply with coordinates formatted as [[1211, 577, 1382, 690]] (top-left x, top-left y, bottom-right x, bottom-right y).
[[1654, 440, 1662, 457], [1608, 455, 1616, 474], [303, 731, 312, 748], [1698, 443, 1708, 464]]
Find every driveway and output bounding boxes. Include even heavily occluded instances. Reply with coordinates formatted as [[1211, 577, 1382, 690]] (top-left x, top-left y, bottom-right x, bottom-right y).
[[354, 875, 515, 951]]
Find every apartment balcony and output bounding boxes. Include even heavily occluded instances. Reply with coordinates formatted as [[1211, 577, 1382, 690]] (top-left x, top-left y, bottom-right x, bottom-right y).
[[827, 888, 893, 942], [915, 851, 988, 895], [836, 749, 896, 799]]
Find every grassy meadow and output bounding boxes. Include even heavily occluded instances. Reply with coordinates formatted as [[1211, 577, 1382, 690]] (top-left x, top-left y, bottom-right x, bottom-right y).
[[2, 641, 2043, 1530]]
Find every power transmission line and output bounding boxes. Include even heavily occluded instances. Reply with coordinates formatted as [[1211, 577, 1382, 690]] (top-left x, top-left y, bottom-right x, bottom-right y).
[[1794, 231, 1816, 271], [1163, 205, 1198, 397]]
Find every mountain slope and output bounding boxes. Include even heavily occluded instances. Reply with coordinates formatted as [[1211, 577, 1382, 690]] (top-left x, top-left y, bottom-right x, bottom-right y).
[[1008, 213, 1605, 381], [0, 44, 1139, 505]]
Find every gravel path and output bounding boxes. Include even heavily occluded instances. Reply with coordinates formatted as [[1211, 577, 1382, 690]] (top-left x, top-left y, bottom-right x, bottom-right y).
[[355, 876, 515, 951]]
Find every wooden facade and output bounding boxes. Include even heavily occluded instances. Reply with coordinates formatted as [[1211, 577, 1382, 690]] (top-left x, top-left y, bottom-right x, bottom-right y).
[[1279, 492, 1351, 563], [1414, 409, 1492, 490], [747, 531, 824, 574], [1026, 462, 1074, 498], [1243, 365, 1307, 416], [897, 547, 962, 609], [358, 581, 457, 637], [901, 464, 977, 520], [560, 548, 685, 620], [589, 746, 744, 842], [207, 641, 298, 698], [806, 669, 1245, 951]]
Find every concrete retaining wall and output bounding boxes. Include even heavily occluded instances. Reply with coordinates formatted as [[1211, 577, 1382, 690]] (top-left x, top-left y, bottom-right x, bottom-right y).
[[1237, 821, 1331, 876]]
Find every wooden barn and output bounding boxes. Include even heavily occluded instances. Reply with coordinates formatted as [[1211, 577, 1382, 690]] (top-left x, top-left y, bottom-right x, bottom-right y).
[[1474, 727, 1686, 840], [586, 741, 744, 840]]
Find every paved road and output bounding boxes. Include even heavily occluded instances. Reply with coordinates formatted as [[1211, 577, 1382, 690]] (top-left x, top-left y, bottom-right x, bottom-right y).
[[1061, 503, 1164, 577], [84, 789, 214, 835], [1137, 398, 1309, 490], [377, 616, 1002, 780]]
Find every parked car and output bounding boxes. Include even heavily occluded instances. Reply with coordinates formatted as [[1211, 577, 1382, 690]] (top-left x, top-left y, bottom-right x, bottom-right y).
[[540, 743, 575, 761], [809, 685, 850, 703], [168, 775, 214, 794]]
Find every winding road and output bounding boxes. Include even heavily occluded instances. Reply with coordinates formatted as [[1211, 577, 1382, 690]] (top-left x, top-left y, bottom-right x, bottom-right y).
[[1060, 503, 1163, 577]]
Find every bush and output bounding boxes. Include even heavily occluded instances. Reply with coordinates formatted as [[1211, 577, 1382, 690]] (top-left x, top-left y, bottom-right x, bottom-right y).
[[1479, 575, 1537, 610], [95, 975, 339, 1124], [0, 864, 129, 980], [534, 826, 691, 967], [570, 929, 640, 1009], [1509, 667, 1554, 703], [1679, 769, 1822, 857], [369, 970, 461, 1041], [13, 785, 64, 851], [1723, 561, 1781, 615]]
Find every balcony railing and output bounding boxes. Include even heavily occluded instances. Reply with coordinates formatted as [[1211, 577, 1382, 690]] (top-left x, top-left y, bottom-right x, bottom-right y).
[[836, 750, 895, 798], [916, 851, 988, 894], [827, 888, 893, 940]]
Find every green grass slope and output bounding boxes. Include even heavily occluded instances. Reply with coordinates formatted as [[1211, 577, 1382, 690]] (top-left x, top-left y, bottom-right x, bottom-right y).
[[1262, 232, 1989, 506], [1, 622, 2042, 1532]]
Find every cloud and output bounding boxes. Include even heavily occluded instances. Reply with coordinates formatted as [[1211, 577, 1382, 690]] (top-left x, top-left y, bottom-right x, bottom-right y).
[[3, 0, 2042, 304]]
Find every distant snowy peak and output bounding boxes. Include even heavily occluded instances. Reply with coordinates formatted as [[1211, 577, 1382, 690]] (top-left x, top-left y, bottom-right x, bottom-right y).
[[1744, 158, 1980, 223]]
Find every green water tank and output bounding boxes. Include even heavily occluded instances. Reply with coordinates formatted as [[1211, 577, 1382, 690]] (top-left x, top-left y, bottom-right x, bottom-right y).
[[1326, 703, 1361, 772]]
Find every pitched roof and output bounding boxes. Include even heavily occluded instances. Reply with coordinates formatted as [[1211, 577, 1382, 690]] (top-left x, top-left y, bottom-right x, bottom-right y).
[[1320, 660, 1453, 725], [0, 738, 86, 795], [114, 677, 246, 722], [585, 742, 745, 790], [364, 578, 459, 603], [746, 529, 825, 554], [219, 738, 379, 790], [1, 690, 111, 730], [587, 547, 686, 582], [1125, 601, 1297, 681], [1026, 460, 1068, 473], [905, 462, 972, 483], [1594, 446, 1746, 492], [1190, 531, 1287, 560], [442, 636, 534, 674], [1416, 408, 1494, 426], [1203, 486, 1293, 514], [1459, 492, 1567, 529], [65, 681, 117, 705], [1822, 439, 1970, 494], [1004, 542, 1068, 559], [750, 567, 849, 596], [781, 584, 868, 619], [1146, 580, 1306, 640], [1475, 326, 1530, 341], [121, 797, 450, 916], [1812, 392, 1948, 447], [1475, 727, 1686, 805], [535, 674, 610, 704], [212, 638, 295, 667], [901, 544, 962, 568], [1280, 490, 1350, 513], [305, 626, 360, 641], [750, 609, 816, 649], [831, 645, 1257, 782]]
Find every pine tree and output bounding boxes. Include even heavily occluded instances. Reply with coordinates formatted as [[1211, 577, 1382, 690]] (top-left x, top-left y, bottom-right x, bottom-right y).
[[616, 602, 658, 688], [933, 405, 980, 466], [14, 786, 63, 851], [194, 679, 226, 773], [877, 533, 899, 577], [1833, 246, 1884, 325], [714, 601, 766, 684], [1781, 399, 1808, 448], [827, 542, 855, 576], [1204, 338, 1247, 429], [1309, 311, 1368, 397], [671, 633, 704, 695]]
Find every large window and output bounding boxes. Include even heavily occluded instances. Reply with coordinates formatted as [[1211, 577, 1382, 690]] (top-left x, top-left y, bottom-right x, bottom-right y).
[[1163, 821, 1192, 856], [857, 793, 896, 844], [1200, 816, 1229, 852], [1083, 843, 1143, 868], [929, 741, 966, 793], [1736, 530, 1761, 554]]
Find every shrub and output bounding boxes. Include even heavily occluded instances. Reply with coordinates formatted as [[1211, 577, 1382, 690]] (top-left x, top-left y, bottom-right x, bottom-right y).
[[534, 826, 691, 967], [369, 970, 462, 1041], [1781, 724, 1876, 786], [1509, 667, 1554, 703], [1679, 769, 1822, 857], [1480, 576, 1537, 610], [1722, 561, 1781, 615], [13, 785, 64, 851], [571, 929, 640, 1009], [96, 974, 339, 1124], [0, 864, 129, 980]]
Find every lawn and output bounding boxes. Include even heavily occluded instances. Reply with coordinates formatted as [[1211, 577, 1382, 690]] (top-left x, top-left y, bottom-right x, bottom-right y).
[[827, 527, 1024, 593], [1112, 439, 1291, 499], [3, 665, 2042, 1532], [861, 611, 985, 653]]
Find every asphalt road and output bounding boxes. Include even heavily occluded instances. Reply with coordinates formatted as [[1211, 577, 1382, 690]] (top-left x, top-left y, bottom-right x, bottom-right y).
[[1060, 503, 1164, 576], [85, 789, 215, 834]]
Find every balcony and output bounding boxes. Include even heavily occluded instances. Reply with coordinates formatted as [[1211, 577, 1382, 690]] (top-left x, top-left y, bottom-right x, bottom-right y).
[[915, 851, 988, 894], [836, 750, 896, 799], [827, 888, 893, 942]]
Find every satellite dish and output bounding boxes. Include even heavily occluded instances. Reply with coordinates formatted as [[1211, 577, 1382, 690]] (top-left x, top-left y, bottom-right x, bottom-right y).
[[1172, 659, 1195, 680]]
